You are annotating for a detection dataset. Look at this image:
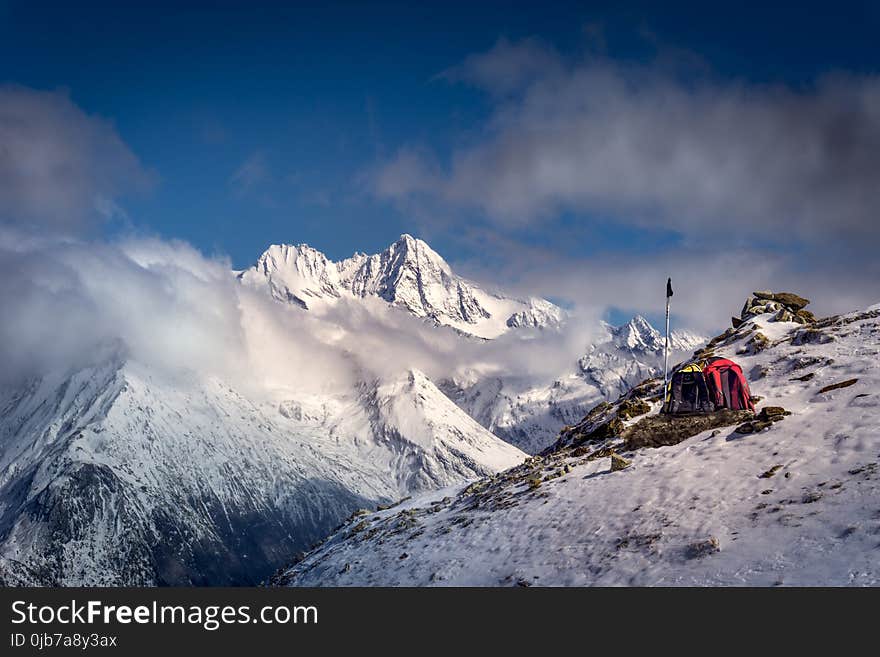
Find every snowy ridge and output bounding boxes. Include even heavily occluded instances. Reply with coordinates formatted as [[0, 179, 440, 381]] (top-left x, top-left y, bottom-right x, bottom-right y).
[[605, 315, 703, 353], [444, 316, 705, 453], [276, 302, 880, 586], [240, 236, 706, 454], [578, 317, 704, 399], [245, 243, 342, 308], [239, 234, 563, 338], [0, 362, 524, 586]]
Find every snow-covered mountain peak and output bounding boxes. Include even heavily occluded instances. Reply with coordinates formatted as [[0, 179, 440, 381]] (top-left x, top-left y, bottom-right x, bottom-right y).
[[560, 315, 710, 406], [389, 233, 445, 266], [243, 242, 342, 308], [612, 314, 663, 352], [255, 242, 330, 271], [240, 235, 564, 338], [598, 315, 705, 355], [341, 233, 458, 309], [0, 356, 525, 585], [369, 368, 526, 474]]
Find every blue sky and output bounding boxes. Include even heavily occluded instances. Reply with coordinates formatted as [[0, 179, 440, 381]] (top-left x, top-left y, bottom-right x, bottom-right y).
[[2, 1, 879, 328]]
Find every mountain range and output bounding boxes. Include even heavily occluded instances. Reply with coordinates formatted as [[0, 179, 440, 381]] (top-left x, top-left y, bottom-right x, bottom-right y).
[[237, 234, 564, 339], [0, 356, 523, 585], [240, 234, 704, 453], [0, 234, 704, 585]]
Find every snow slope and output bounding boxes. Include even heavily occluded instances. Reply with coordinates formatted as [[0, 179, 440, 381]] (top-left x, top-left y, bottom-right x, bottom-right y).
[[0, 359, 523, 586], [276, 303, 880, 586]]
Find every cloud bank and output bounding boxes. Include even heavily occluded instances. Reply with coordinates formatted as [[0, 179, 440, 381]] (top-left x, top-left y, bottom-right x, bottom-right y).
[[0, 228, 604, 397], [0, 233, 246, 386], [0, 83, 597, 396], [373, 38, 880, 328], [378, 39, 880, 246]]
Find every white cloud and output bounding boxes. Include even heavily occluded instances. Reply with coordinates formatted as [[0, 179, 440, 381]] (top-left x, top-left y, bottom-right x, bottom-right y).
[[376, 40, 880, 248], [452, 234, 880, 334], [0, 230, 605, 396], [370, 39, 880, 326], [0, 85, 154, 232], [0, 233, 246, 386], [229, 151, 270, 197], [438, 37, 564, 97]]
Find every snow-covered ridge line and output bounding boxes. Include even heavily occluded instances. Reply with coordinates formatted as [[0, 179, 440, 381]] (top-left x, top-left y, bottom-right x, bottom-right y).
[[238, 234, 564, 339], [240, 233, 707, 453], [0, 360, 525, 586]]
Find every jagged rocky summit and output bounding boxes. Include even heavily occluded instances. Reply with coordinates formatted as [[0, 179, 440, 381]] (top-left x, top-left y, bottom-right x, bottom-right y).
[[239, 234, 564, 339]]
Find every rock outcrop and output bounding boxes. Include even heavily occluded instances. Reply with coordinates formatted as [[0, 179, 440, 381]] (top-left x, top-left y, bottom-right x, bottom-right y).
[[734, 406, 791, 434], [738, 291, 815, 326], [624, 409, 755, 449], [546, 376, 755, 456]]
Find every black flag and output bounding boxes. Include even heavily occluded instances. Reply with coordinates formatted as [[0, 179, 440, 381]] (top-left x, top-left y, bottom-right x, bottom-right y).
[[666, 277, 673, 298]]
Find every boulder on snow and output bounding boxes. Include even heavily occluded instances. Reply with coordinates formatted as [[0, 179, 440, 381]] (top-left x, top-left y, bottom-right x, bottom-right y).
[[734, 420, 765, 433], [817, 378, 858, 394], [740, 291, 812, 325], [569, 417, 624, 446], [774, 308, 795, 323], [792, 327, 834, 345], [734, 406, 791, 433], [795, 309, 816, 324], [696, 326, 742, 358], [685, 536, 720, 559], [739, 332, 770, 355], [753, 291, 810, 310], [617, 398, 652, 420], [610, 453, 631, 472], [549, 379, 663, 452], [759, 465, 784, 479]]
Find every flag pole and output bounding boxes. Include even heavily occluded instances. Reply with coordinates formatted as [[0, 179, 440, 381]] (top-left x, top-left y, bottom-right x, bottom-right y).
[[663, 277, 672, 402]]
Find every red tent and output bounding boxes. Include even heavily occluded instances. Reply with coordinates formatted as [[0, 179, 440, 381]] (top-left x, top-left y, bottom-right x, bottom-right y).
[[702, 357, 754, 412]]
